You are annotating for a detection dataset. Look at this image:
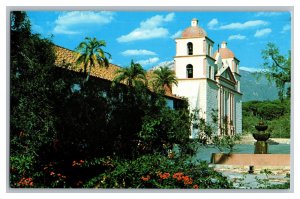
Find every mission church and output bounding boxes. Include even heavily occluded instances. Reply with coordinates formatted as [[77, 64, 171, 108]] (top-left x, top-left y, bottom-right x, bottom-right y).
[[54, 18, 242, 139], [171, 18, 242, 138]]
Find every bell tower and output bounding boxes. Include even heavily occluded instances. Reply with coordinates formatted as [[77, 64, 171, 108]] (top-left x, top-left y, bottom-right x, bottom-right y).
[[172, 18, 216, 138]]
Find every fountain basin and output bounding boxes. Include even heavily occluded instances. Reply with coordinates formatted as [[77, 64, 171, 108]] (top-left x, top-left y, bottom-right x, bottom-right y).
[[252, 132, 271, 141], [255, 125, 268, 131], [211, 153, 290, 166]]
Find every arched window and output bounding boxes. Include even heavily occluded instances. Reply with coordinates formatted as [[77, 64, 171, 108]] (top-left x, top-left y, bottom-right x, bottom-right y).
[[187, 42, 193, 55], [186, 64, 193, 78]]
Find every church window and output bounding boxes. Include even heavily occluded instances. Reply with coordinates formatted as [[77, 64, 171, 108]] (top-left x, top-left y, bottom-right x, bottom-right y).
[[187, 42, 193, 55], [186, 64, 193, 78]]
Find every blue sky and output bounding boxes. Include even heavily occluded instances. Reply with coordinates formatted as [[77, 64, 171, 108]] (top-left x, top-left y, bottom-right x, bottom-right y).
[[27, 11, 291, 71]]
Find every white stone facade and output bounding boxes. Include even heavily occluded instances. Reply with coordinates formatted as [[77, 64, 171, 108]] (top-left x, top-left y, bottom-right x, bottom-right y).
[[172, 19, 243, 138]]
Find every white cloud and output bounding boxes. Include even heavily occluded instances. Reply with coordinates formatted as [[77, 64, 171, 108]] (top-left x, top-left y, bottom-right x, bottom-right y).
[[121, 49, 156, 56], [170, 30, 182, 39], [254, 28, 272, 37], [207, 18, 219, 29], [219, 20, 268, 30], [228, 34, 246, 40], [281, 24, 291, 33], [136, 57, 160, 66], [117, 13, 175, 42], [240, 66, 263, 72], [54, 11, 115, 35], [164, 13, 175, 22], [255, 12, 282, 17]]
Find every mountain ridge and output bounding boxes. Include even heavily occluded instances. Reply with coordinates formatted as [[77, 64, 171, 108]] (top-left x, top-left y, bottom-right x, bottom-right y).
[[149, 63, 278, 102]]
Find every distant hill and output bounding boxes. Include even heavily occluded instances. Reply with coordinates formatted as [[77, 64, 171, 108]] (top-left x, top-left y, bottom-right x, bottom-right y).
[[239, 69, 278, 102], [149, 63, 279, 102]]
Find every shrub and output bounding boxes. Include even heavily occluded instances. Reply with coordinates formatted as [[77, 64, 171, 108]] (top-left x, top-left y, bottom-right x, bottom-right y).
[[242, 100, 290, 138], [83, 154, 233, 189]]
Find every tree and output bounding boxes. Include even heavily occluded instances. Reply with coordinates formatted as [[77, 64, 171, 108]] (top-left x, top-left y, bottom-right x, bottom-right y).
[[260, 42, 291, 101], [75, 37, 111, 82], [151, 66, 178, 94], [113, 60, 147, 87], [10, 11, 59, 187]]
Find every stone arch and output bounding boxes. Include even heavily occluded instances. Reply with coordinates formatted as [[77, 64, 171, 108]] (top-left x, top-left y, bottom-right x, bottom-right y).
[[187, 42, 193, 55], [186, 64, 193, 78]]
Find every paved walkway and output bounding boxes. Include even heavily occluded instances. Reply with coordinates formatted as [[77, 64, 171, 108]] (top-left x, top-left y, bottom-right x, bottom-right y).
[[210, 165, 290, 189]]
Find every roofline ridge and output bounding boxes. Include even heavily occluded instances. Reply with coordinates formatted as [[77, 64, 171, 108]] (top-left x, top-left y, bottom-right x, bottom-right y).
[[53, 44, 76, 53]]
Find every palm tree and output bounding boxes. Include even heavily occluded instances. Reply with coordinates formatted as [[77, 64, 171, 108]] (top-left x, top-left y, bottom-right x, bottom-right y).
[[151, 66, 178, 94], [113, 60, 147, 87], [75, 37, 111, 82]]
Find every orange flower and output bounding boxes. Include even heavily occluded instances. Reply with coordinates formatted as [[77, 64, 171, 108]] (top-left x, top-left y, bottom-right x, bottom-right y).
[[182, 176, 193, 185], [159, 172, 170, 179], [18, 177, 34, 187], [193, 184, 199, 189], [141, 175, 151, 181], [173, 172, 184, 181]]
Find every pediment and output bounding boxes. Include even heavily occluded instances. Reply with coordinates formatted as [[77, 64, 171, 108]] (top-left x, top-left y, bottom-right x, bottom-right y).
[[216, 66, 236, 84]]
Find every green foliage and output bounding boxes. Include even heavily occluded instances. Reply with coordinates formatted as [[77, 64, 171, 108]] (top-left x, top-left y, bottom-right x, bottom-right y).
[[190, 109, 218, 144], [151, 66, 178, 93], [10, 11, 60, 187], [113, 60, 147, 88], [138, 107, 191, 155], [242, 99, 290, 138], [211, 135, 241, 153], [255, 169, 290, 189], [75, 37, 111, 82], [259, 42, 291, 101], [83, 154, 233, 189]]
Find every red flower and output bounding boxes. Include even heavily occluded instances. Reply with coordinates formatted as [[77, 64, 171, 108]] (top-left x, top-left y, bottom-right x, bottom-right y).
[[193, 184, 199, 189], [50, 171, 55, 176]]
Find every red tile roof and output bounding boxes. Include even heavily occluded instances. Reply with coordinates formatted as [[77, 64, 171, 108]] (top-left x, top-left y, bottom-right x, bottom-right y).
[[213, 47, 235, 59], [181, 26, 207, 38], [53, 45, 181, 99]]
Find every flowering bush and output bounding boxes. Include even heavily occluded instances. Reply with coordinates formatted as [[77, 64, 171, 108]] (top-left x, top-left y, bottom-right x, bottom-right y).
[[84, 154, 233, 189]]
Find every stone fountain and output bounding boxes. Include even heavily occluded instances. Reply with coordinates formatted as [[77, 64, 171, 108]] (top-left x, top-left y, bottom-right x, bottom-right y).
[[252, 121, 270, 154]]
